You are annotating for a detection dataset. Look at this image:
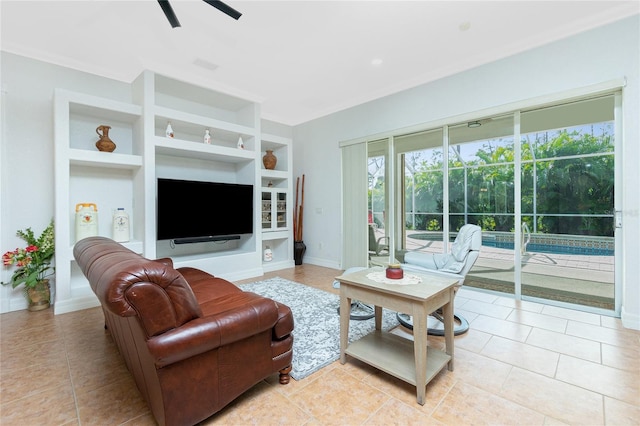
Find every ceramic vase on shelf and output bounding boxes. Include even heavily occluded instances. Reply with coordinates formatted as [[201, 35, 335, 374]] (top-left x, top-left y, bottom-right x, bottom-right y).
[[112, 208, 130, 242], [95, 125, 116, 152], [263, 246, 273, 262], [263, 150, 277, 170]]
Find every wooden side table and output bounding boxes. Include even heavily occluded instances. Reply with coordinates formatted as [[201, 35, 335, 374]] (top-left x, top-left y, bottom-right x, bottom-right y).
[[337, 268, 457, 405]]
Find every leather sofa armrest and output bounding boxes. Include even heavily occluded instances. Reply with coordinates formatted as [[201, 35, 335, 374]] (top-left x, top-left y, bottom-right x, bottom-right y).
[[154, 257, 174, 267], [147, 298, 279, 368], [272, 302, 294, 340]]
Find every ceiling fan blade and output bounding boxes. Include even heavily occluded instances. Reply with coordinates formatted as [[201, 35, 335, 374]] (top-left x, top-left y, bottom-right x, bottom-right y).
[[202, 0, 242, 20], [157, 0, 181, 28]]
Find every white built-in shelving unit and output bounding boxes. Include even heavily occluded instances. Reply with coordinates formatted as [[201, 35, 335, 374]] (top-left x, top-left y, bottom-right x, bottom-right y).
[[53, 71, 294, 314], [260, 133, 293, 272]]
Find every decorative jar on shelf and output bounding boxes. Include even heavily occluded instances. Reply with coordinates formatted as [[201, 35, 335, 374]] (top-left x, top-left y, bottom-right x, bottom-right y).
[[263, 150, 277, 170], [263, 246, 273, 262], [75, 203, 98, 242], [112, 208, 130, 242], [95, 125, 116, 152]]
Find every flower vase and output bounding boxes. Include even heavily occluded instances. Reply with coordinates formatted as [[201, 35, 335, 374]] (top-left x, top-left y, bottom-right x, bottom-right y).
[[293, 240, 306, 265], [27, 279, 50, 311]]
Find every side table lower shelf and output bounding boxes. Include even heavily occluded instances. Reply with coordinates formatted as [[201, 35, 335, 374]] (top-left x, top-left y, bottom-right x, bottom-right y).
[[345, 331, 451, 387]]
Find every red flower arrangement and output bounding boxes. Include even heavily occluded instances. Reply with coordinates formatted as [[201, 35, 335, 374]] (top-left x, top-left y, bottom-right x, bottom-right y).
[[2, 220, 55, 289]]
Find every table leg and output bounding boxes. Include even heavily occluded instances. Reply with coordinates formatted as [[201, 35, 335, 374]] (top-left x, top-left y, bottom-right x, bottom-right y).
[[412, 303, 428, 405], [374, 305, 382, 330], [442, 291, 454, 371], [339, 291, 351, 364]]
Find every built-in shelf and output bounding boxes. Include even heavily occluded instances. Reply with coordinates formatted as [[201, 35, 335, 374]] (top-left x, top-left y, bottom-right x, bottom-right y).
[[154, 106, 255, 140], [155, 138, 254, 163], [53, 72, 294, 315], [68, 149, 143, 169], [262, 169, 289, 180], [259, 133, 293, 269]]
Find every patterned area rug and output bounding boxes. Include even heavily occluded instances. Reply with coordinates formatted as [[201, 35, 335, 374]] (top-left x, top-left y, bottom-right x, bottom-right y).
[[240, 277, 399, 380]]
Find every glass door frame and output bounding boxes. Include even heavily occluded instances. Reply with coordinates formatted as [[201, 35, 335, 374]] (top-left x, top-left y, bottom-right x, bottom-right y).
[[384, 93, 621, 316]]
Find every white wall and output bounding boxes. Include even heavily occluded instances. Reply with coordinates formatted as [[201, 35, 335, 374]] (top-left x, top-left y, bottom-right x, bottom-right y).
[[292, 16, 640, 329], [0, 53, 132, 311]]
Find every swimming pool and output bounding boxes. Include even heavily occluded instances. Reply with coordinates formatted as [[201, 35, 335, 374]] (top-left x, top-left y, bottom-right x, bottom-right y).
[[407, 232, 614, 256], [481, 240, 614, 256]]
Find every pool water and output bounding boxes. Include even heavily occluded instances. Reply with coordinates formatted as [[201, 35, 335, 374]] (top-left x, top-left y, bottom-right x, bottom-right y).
[[482, 240, 613, 256]]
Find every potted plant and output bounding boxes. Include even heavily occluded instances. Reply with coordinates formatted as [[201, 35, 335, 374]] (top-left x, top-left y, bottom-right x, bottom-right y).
[[2, 219, 55, 311]]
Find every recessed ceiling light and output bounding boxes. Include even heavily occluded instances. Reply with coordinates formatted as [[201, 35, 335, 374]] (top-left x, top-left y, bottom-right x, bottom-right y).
[[459, 21, 471, 32], [371, 58, 383, 67]]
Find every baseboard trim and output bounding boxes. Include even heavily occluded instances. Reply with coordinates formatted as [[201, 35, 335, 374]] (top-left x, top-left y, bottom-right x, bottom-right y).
[[621, 305, 640, 330], [302, 256, 341, 270], [217, 267, 265, 282], [54, 295, 100, 315], [262, 260, 296, 273]]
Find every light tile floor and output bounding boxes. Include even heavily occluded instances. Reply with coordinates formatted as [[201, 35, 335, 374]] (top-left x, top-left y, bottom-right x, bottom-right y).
[[1, 264, 638, 425]]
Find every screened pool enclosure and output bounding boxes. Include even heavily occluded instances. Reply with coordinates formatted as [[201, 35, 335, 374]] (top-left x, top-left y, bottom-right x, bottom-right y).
[[358, 93, 619, 314]]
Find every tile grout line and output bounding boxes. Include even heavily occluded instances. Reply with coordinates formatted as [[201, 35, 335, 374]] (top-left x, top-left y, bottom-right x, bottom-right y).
[[61, 320, 82, 426]]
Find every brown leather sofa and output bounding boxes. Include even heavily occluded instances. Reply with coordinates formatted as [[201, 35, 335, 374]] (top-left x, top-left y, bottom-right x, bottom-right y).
[[73, 237, 294, 426]]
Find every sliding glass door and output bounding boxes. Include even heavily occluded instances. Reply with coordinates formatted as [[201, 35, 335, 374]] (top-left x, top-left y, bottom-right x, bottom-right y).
[[342, 90, 620, 314], [395, 129, 445, 259], [386, 94, 618, 313], [448, 115, 515, 294], [518, 96, 616, 309], [367, 139, 390, 265]]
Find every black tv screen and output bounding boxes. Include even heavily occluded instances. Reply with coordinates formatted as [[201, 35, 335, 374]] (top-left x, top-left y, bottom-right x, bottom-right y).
[[157, 178, 253, 242]]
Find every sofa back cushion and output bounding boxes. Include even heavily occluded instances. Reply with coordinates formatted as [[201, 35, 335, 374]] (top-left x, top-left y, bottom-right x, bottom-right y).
[[74, 237, 203, 337]]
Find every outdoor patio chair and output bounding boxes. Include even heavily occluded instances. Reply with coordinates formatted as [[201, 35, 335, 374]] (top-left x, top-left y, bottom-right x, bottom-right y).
[[369, 224, 389, 256], [398, 223, 482, 335]]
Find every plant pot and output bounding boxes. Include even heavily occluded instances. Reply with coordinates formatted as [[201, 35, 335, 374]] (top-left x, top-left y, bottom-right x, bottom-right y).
[[293, 240, 306, 265], [27, 279, 50, 311]]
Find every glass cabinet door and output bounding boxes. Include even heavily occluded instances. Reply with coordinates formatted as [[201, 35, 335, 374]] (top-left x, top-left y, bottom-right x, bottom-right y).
[[262, 192, 272, 230], [262, 190, 287, 231], [276, 192, 287, 229]]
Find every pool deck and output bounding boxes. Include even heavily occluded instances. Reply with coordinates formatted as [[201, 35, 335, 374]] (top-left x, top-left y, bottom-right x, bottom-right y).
[[370, 229, 615, 310]]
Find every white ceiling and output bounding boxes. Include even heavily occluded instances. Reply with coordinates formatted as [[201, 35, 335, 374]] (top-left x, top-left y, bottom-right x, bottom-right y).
[[1, 1, 638, 126]]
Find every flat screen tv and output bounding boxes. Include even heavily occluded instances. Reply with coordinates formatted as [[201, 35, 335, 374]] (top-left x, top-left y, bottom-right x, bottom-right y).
[[157, 178, 253, 243]]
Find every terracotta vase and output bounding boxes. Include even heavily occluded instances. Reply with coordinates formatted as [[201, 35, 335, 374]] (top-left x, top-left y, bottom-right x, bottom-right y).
[[27, 279, 50, 312], [95, 125, 116, 152], [263, 150, 277, 170]]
